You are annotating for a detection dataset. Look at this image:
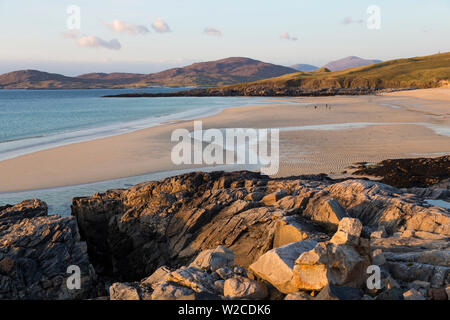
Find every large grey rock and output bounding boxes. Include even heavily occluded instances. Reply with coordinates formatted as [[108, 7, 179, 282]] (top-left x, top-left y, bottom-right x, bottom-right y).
[[303, 197, 348, 230], [249, 240, 317, 294], [165, 266, 217, 294], [273, 216, 318, 248], [151, 282, 196, 300], [292, 220, 370, 291], [224, 276, 268, 300], [189, 246, 234, 272], [0, 200, 98, 300], [109, 282, 140, 300], [140, 266, 171, 290], [330, 217, 363, 245]]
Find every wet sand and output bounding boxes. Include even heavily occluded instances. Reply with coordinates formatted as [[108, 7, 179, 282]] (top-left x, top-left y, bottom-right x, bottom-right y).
[[0, 88, 449, 193]]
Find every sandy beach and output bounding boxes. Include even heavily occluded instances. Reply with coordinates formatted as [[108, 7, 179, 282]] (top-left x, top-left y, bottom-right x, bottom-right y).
[[0, 87, 449, 193]]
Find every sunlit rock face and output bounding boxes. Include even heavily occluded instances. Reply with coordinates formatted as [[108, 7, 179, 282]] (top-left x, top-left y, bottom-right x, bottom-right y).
[[2, 165, 449, 300]]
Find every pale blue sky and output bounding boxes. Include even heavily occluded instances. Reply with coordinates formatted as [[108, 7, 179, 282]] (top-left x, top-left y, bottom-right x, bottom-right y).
[[0, 0, 449, 75]]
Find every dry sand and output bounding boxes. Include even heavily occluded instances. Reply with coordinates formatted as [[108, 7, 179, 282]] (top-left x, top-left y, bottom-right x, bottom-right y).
[[0, 88, 449, 193]]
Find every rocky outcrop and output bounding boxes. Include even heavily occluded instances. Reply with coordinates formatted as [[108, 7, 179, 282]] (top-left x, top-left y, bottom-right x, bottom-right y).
[[108, 246, 267, 300], [103, 87, 376, 98], [0, 200, 98, 300], [71, 171, 302, 281], [353, 156, 450, 188], [3, 167, 449, 300], [72, 171, 449, 286]]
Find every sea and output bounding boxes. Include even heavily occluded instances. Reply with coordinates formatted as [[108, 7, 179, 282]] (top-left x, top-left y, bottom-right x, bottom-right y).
[[0, 88, 275, 215]]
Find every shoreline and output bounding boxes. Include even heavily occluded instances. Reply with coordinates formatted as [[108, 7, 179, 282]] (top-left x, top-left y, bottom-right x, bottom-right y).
[[0, 87, 449, 193], [0, 95, 274, 162]]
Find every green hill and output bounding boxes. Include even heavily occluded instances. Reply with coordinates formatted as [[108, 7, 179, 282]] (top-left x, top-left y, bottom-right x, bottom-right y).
[[226, 52, 450, 91]]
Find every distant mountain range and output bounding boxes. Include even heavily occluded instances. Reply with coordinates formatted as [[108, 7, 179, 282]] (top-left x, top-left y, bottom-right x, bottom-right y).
[[0, 56, 404, 90], [289, 64, 319, 72], [123, 52, 448, 97], [0, 57, 298, 89], [323, 56, 383, 72], [289, 56, 382, 73]]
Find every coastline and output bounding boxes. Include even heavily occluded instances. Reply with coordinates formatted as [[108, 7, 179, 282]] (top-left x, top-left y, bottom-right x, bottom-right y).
[[0, 87, 449, 194], [0, 94, 273, 162]]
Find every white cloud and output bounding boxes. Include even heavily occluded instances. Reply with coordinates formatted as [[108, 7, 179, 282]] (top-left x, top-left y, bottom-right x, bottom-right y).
[[104, 20, 149, 35], [76, 36, 121, 50], [152, 18, 171, 33], [342, 16, 364, 25], [63, 31, 122, 50], [204, 27, 222, 37], [280, 32, 298, 41]]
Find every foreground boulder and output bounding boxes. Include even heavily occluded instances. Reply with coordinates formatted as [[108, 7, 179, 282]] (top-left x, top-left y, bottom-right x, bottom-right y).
[[293, 218, 371, 291], [224, 276, 268, 299], [0, 200, 98, 300], [109, 282, 141, 300], [189, 245, 234, 272], [249, 240, 318, 294]]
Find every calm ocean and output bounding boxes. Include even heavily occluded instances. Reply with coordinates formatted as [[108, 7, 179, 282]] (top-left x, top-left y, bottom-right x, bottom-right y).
[[0, 88, 271, 214]]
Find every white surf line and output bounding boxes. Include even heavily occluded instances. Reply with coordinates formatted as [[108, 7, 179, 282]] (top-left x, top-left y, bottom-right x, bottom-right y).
[[0, 98, 298, 163], [277, 122, 450, 137], [0, 107, 224, 162]]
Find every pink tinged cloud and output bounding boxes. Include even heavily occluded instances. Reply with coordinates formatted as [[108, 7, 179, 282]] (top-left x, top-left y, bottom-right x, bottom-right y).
[[342, 16, 364, 25], [105, 20, 149, 35], [76, 36, 121, 50], [152, 18, 171, 33], [280, 32, 298, 41], [204, 27, 222, 37]]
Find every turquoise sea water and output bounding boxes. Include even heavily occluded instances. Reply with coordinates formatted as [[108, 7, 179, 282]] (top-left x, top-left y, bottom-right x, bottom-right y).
[[0, 88, 272, 161], [0, 88, 273, 214]]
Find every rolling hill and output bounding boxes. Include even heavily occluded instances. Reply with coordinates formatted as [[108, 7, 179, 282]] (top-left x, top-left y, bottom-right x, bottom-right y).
[[0, 70, 92, 89], [109, 52, 450, 97], [0, 57, 298, 89], [252, 52, 450, 89]]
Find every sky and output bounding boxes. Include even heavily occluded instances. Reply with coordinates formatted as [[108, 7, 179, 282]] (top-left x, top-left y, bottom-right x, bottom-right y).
[[0, 0, 449, 75]]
